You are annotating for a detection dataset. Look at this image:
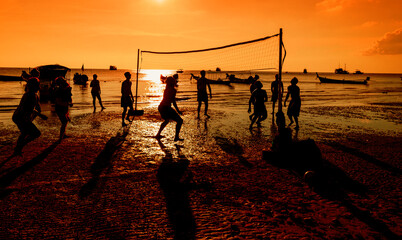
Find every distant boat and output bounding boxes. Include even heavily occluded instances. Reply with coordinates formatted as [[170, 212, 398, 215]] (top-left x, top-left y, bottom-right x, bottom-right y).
[[176, 69, 183, 73], [0, 75, 22, 81], [226, 73, 253, 84], [36, 64, 70, 81], [109, 65, 117, 70], [335, 68, 349, 74], [303, 69, 308, 74], [216, 67, 221, 72], [73, 73, 89, 85], [316, 73, 369, 85], [191, 73, 231, 85], [353, 70, 364, 74]]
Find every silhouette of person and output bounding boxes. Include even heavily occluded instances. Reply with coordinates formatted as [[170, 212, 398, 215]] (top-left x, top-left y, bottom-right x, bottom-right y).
[[248, 81, 268, 129], [54, 76, 73, 142], [12, 68, 48, 156], [196, 70, 212, 118], [249, 75, 260, 94], [284, 77, 301, 130], [90, 74, 105, 112], [155, 75, 184, 141], [248, 75, 260, 120], [121, 72, 134, 127], [271, 74, 283, 114]]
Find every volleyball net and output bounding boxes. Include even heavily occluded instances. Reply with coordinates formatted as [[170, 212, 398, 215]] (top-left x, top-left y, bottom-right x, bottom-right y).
[[138, 30, 285, 73]]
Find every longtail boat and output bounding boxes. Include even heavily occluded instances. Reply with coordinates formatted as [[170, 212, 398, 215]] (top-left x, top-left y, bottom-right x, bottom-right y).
[[316, 73, 369, 85]]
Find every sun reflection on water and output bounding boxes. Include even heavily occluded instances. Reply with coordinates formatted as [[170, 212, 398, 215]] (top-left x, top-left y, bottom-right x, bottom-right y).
[[141, 69, 175, 107]]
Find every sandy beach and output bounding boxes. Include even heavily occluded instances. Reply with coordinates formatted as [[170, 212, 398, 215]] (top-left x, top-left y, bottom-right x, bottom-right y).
[[0, 103, 401, 239]]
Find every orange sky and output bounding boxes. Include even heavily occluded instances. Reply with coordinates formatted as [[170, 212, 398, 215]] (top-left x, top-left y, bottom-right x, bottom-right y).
[[0, 0, 401, 73]]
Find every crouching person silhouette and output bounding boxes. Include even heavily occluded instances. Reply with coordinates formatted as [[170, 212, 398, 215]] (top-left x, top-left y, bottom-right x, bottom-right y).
[[155, 75, 184, 141], [12, 69, 48, 156]]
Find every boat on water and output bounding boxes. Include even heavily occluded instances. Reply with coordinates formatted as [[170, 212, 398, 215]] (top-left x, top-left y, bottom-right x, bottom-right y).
[[31, 64, 71, 101], [226, 73, 253, 84], [109, 65, 117, 70], [190, 73, 231, 85], [303, 69, 308, 74], [353, 70, 364, 74], [0, 75, 23, 81], [73, 73, 89, 85], [36, 64, 70, 81], [335, 68, 349, 74], [176, 69, 183, 73], [316, 73, 369, 85]]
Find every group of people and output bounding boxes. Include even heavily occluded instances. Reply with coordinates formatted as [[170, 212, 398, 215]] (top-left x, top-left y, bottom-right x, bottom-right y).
[[12, 69, 301, 155], [12, 68, 73, 156], [12, 69, 106, 156], [154, 71, 302, 142], [248, 74, 301, 129]]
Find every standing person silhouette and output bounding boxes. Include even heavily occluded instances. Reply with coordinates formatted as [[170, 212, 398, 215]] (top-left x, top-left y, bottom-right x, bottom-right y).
[[271, 74, 283, 114], [90, 74, 105, 112], [12, 68, 48, 156], [248, 75, 260, 120], [284, 77, 301, 130], [248, 81, 268, 129], [121, 72, 134, 127], [54, 76, 73, 142], [249, 75, 260, 94], [155, 75, 184, 141], [196, 70, 212, 118]]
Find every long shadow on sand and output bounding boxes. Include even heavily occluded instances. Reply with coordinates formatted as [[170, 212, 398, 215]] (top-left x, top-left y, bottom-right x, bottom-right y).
[[311, 163, 399, 240], [214, 136, 253, 168], [265, 137, 399, 239], [79, 128, 129, 199], [156, 140, 211, 240], [325, 141, 402, 176], [0, 141, 60, 199]]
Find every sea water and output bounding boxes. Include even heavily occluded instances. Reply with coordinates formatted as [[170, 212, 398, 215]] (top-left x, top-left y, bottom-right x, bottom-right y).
[[0, 68, 401, 136]]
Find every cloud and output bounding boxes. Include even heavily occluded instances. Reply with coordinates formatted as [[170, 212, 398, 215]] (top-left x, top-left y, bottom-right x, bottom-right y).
[[316, 0, 350, 12], [361, 21, 378, 28], [316, 0, 374, 12], [364, 28, 402, 55]]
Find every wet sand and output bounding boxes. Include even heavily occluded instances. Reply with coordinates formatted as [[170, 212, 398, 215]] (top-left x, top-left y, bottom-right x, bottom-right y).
[[0, 106, 401, 239]]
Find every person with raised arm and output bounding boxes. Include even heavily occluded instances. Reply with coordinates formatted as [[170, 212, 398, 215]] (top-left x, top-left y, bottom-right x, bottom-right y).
[[155, 74, 184, 141]]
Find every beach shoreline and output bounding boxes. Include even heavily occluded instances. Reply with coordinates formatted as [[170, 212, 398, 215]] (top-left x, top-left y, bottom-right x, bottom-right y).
[[0, 106, 401, 239]]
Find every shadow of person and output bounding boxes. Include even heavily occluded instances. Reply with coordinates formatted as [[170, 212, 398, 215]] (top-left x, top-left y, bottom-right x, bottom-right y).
[[156, 139, 199, 240], [214, 136, 253, 168], [79, 128, 129, 199], [264, 129, 399, 239], [310, 161, 399, 239], [196, 118, 209, 133], [0, 141, 60, 199]]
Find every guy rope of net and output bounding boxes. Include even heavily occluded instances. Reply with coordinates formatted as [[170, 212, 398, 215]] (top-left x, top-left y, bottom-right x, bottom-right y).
[[139, 33, 283, 72]]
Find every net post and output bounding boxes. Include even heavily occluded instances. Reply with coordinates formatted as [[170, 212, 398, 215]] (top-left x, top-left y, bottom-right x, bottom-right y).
[[276, 28, 286, 128], [278, 28, 283, 111], [135, 49, 140, 110]]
